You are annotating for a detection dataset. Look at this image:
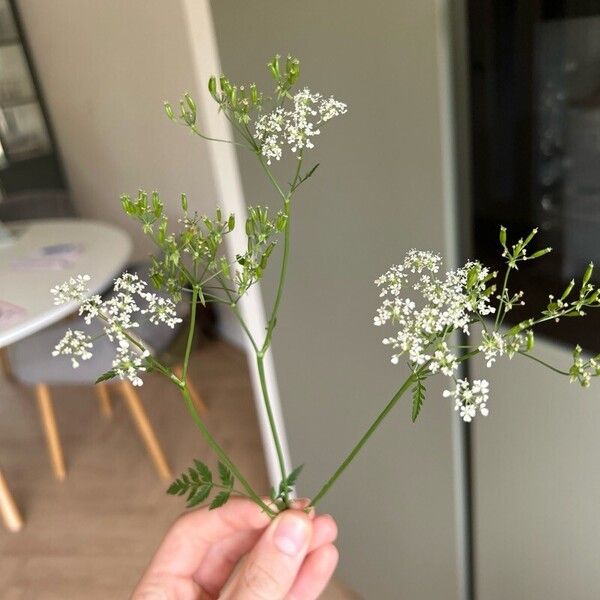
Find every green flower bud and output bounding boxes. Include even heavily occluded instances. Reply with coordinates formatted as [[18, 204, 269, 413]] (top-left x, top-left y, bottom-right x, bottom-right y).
[[523, 227, 538, 246], [184, 93, 196, 114], [561, 279, 575, 300], [220, 256, 230, 278], [528, 247, 552, 259], [582, 262, 594, 288], [499, 225, 507, 246], [526, 330, 535, 351], [164, 102, 175, 121], [228, 214, 235, 231], [208, 76, 217, 98], [268, 55, 281, 80], [220, 76, 232, 95], [181, 193, 188, 212]]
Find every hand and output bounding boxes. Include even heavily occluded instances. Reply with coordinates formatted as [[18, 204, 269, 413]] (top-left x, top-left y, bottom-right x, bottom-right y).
[[132, 497, 338, 599]]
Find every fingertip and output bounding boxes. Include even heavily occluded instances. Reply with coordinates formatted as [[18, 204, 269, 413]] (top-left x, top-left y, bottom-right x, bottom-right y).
[[287, 543, 339, 600], [309, 514, 338, 551]]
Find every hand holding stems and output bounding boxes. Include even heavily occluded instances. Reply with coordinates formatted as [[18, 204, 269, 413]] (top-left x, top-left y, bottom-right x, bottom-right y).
[[132, 497, 338, 600]]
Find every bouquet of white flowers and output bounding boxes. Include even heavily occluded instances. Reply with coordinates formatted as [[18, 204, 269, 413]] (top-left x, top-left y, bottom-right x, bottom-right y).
[[51, 56, 600, 517]]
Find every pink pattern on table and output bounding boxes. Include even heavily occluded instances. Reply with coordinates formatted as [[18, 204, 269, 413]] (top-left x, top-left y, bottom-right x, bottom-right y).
[[0, 301, 27, 328]]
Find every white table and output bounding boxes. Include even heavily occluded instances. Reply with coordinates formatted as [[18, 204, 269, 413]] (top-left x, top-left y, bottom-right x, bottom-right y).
[[0, 218, 132, 531]]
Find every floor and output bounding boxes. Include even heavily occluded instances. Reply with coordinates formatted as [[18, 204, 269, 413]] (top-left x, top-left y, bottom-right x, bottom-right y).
[[0, 340, 354, 599]]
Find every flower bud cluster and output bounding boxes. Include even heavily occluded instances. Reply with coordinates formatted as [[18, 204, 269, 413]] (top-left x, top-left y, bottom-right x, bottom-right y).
[[569, 345, 600, 388]]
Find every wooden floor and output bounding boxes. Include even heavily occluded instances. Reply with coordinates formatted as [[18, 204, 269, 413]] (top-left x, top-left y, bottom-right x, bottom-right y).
[[0, 340, 353, 599]]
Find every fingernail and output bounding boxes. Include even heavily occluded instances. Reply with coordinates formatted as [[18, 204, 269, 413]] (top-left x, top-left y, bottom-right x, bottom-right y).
[[273, 513, 309, 556]]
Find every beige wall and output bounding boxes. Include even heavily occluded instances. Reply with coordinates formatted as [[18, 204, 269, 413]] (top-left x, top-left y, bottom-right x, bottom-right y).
[[211, 1, 462, 597], [473, 338, 600, 600], [16, 0, 218, 260]]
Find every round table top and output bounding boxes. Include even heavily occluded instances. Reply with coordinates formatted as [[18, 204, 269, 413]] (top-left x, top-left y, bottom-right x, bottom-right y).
[[0, 218, 132, 348]]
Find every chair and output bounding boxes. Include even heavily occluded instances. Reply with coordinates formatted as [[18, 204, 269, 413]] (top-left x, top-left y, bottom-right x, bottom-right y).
[[7, 261, 207, 482]]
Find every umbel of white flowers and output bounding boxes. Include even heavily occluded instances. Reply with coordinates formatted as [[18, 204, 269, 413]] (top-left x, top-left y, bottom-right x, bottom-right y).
[[50, 273, 181, 386], [254, 88, 347, 164], [373, 244, 600, 423], [374, 250, 498, 422]]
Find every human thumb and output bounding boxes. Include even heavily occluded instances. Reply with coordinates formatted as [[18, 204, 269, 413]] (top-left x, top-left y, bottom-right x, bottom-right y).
[[223, 510, 313, 599]]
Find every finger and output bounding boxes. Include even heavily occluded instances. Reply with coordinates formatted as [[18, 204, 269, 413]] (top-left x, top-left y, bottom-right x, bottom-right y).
[[194, 511, 336, 596], [193, 528, 263, 597], [290, 498, 315, 517], [308, 514, 338, 552], [287, 543, 339, 600], [222, 510, 312, 599], [140, 497, 270, 580]]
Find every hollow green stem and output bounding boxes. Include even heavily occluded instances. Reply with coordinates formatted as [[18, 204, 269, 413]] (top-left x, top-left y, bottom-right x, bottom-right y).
[[179, 385, 276, 518], [310, 372, 417, 507], [256, 353, 289, 502]]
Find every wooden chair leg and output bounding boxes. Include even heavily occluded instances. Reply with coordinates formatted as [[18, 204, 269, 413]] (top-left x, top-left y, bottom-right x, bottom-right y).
[[35, 384, 66, 481], [118, 381, 172, 481], [0, 347, 15, 382], [173, 365, 208, 416], [0, 469, 23, 532], [95, 384, 113, 418]]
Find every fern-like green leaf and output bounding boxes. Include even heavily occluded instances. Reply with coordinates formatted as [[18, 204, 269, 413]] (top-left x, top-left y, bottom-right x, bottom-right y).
[[193, 459, 212, 483], [209, 491, 230, 510], [188, 484, 212, 508], [218, 461, 233, 489], [286, 464, 304, 489], [411, 377, 426, 422], [95, 370, 117, 384]]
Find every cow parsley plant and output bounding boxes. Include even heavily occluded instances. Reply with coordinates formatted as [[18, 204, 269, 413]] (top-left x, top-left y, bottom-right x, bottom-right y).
[[51, 56, 600, 516]]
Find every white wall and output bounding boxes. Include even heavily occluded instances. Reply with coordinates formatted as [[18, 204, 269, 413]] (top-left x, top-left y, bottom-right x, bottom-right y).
[[16, 0, 217, 260], [211, 1, 463, 597]]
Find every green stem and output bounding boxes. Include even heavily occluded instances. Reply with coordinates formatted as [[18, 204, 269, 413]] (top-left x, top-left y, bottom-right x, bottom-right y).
[[257, 153, 287, 200], [182, 286, 199, 381], [189, 124, 249, 148], [179, 385, 276, 518], [495, 265, 512, 328], [517, 351, 570, 376], [256, 353, 289, 500], [263, 198, 291, 351], [310, 373, 417, 507]]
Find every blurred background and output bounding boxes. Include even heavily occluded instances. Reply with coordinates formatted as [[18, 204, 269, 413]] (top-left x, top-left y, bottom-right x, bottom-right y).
[[1, 1, 600, 598]]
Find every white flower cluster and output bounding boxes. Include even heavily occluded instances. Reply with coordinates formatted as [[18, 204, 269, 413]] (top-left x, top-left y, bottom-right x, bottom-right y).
[[375, 251, 494, 365], [51, 274, 91, 305], [374, 250, 499, 422], [443, 379, 490, 422], [254, 88, 347, 164], [112, 340, 149, 387], [51, 272, 182, 386], [52, 328, 93, 368], [478, 330, 529, 367]]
